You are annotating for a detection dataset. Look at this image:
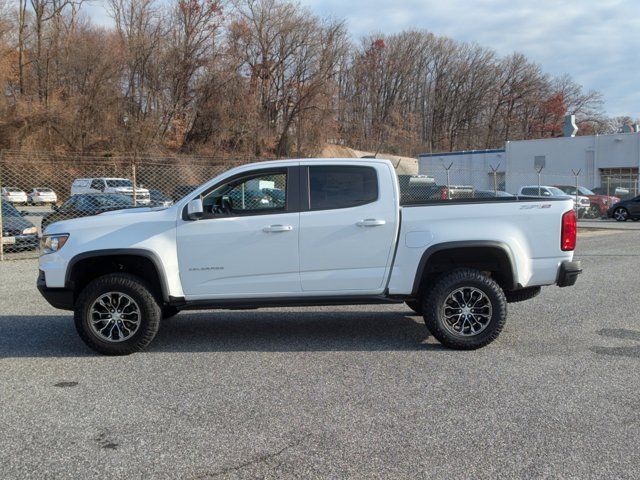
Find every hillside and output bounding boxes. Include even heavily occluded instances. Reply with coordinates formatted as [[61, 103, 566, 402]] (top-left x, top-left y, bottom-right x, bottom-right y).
[[318, 145, 418, 175]]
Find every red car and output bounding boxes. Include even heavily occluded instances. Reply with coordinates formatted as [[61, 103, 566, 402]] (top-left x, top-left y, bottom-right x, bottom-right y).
[[554, 185, 620, 218]]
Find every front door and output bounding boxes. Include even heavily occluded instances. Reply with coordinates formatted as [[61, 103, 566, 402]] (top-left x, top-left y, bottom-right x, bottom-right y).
[[177, 168, 300, 298]]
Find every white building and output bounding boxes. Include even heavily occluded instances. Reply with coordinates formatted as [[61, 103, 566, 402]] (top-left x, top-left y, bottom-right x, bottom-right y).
[[418, 127, 640, 196]]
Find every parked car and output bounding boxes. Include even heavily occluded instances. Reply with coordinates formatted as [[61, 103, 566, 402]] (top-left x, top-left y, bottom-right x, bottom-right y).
[[148, 190, 173, 208], [172, 185, 198, 201], [607, 195, 640, 222], [1, 199, 38, 251], [399, 181, 475, 202], [41, 193, 136, 230], [517, 185, 590, 216], [554, 185, 619, 218], [28, 188, 58, 205], [71, 178, 150, 205], [592, 186, 632, 200], [38, 158, 581, 355], [261, 187, 286, 208], [1, 186, 28, 205], [474, 190, 514, 199]]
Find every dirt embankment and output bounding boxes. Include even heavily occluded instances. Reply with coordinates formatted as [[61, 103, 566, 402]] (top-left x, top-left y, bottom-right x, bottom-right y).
[[318, 145, 418, 175]]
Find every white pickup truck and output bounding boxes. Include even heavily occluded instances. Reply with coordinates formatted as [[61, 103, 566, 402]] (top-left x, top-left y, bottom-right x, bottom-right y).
[[38, 159, 581, 355]]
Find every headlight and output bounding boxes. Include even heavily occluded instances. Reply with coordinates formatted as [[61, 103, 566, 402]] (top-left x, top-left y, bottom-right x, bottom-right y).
[[22, 226, 37, 235], [41, 234, 69, 254]]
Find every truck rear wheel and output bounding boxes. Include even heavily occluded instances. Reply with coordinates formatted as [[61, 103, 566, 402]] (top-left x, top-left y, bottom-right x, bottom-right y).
[[74, 273, 162, 355], [423, 268, 507, 350]]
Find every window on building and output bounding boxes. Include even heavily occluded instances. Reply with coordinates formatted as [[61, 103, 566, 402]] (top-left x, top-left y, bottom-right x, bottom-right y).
[[599, 168, 639, 197]]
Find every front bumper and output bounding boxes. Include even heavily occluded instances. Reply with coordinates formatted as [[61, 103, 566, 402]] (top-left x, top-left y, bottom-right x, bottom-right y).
[[37, 270, 74, 310], [556, 260, 582, 287]]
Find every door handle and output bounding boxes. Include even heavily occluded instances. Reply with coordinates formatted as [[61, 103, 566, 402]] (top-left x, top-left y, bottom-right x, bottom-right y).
[[263, 224, 294, 232], [356, 218, 386, 227]]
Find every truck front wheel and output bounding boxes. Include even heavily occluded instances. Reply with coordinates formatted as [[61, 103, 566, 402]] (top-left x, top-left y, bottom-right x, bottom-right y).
[[423, 268, 507, 350], [74, 273, 162, 355]]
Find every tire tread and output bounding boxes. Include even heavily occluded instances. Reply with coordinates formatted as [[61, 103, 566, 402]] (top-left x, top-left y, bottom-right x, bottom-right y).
[[74, 273, 161, 355], [423, 268, 507, 350]]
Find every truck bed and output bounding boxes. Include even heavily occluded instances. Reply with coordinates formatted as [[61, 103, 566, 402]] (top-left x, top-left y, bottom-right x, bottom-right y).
[[387, 197, 575, 294]]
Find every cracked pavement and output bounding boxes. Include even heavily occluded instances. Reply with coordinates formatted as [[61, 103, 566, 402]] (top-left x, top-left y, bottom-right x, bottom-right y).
[[0, 230, 639, 479]]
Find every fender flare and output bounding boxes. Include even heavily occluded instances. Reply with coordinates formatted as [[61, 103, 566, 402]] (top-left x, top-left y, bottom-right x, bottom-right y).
[[411, 240, 518, 295], [65, 248, 170, 302]]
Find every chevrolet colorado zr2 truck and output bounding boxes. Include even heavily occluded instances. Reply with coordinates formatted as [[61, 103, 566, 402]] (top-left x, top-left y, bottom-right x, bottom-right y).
[[37, 159, 582, 355]]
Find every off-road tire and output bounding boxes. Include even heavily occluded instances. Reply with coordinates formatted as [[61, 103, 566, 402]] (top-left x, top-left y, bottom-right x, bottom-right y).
[[505, 286, 541, 303], [423, 268, 507, 350], [74, 273, 162, 355]]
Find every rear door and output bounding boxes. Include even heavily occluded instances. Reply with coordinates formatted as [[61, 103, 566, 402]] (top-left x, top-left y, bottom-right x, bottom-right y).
[[299, 163, 398, 293]]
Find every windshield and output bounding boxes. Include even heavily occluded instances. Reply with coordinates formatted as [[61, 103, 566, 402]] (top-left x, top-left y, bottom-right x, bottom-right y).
[[106, 179, 133, 188], [1, 200, 21, 217], [5, 187, 22, 193], [35, 188, 53, 193], [577, 187, 595, 196], [547, 187, 567, 196], [93, 194, 134, 207]]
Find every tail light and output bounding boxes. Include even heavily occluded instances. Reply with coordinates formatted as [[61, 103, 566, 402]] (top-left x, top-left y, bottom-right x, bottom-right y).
[[440, 187, 447, 200], [561, 209, 577, 251]]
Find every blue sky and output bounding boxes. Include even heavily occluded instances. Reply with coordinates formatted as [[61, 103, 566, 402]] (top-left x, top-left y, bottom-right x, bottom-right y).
[[84, 0, 640, 117]]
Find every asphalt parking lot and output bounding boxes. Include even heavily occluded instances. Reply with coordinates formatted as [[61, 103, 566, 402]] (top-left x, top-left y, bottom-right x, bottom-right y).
[[0, 230, 639, 479]]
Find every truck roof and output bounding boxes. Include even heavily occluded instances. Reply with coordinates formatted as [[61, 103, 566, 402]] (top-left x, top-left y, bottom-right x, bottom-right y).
[[239, 157, 395, 170]]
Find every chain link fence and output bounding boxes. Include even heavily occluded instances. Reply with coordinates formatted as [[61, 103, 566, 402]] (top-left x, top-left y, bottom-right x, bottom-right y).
[[0, 150, 262, 260], [1, 150, 636, 261]]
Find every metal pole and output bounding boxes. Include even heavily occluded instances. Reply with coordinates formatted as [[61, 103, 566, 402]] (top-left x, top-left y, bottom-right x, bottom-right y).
[[490, 163, 501, 197], [444, 162, 453, 200], [132, 161, 137, 207], [535, 166, 544, 196], [572, 169, 581, 217]]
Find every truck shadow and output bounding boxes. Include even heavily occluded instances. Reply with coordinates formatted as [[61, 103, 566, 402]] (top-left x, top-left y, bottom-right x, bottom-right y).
[[0, 310, 442, 357]]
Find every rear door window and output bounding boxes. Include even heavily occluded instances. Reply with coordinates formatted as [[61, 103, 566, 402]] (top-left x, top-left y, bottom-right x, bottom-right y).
[[309, 166, 378, 210]]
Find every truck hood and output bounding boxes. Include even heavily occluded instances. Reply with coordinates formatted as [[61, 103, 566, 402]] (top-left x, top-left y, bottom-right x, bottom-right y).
[[587, 194, 620, 204], [98, 206, 168, 216], [113, 187, 149, 194], [43, 205, 173, 235]]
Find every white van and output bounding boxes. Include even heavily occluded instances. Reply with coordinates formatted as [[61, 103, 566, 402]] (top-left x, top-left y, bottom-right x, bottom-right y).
[[71, 178, 150, 205]]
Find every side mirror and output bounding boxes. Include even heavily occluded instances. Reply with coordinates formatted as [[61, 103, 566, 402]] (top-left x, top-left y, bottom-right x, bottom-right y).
[[542, 191, 551, 196], [187, 198, 204, 220]]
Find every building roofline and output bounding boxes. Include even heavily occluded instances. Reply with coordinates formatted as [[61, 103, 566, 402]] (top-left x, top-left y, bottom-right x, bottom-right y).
[[418, 148, 505, 158]]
